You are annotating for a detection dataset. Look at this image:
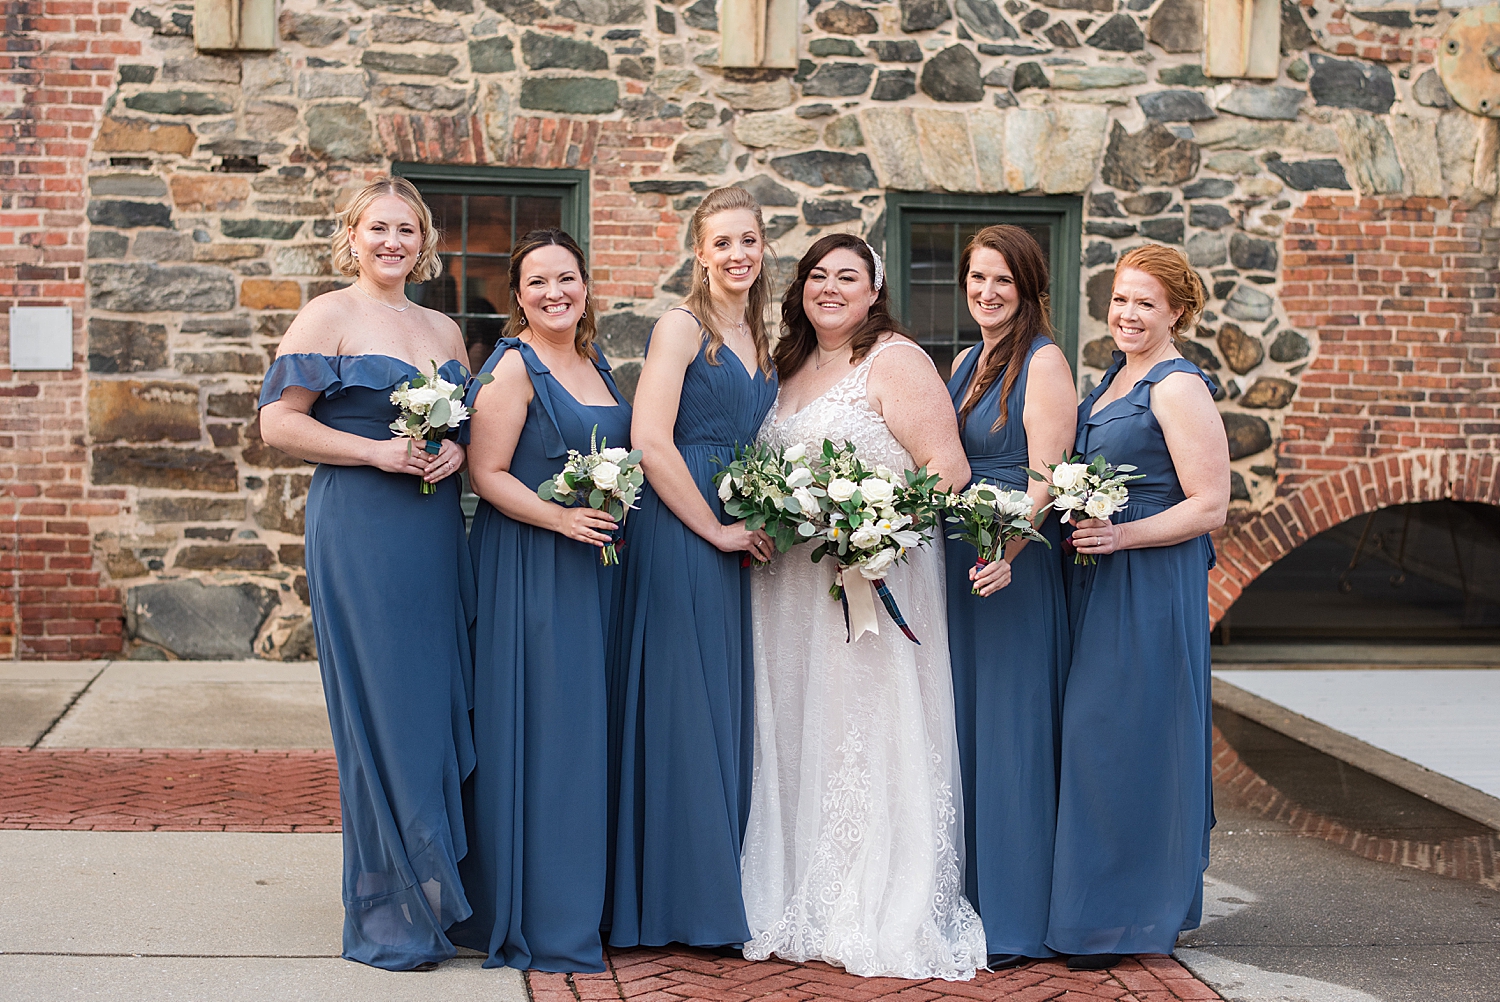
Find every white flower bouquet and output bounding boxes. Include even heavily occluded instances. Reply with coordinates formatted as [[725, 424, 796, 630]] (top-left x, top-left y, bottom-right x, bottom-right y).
[[943, 483, 1050, 594], [1026, 452, 1144, 565], [536, 426, 643, 565], [389, 361, 492, 495], [712, 440, 820, 566], [807, 440, 943, 644]]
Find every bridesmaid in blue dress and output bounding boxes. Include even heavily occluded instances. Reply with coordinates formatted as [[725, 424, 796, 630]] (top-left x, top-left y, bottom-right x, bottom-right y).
[[610, 186, 779, 949], [258, 177, 475, 971], [449, 229, 631, 972], [1046, 245, 1229, 969], [943, 226, 1077, 968]]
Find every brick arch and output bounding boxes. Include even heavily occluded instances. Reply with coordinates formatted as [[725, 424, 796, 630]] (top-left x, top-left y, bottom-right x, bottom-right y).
[[1208, 450, 1500, 627]]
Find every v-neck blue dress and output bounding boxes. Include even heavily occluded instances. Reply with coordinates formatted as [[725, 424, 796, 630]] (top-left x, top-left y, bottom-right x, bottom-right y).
[[943, 335, 1069, 960], [609, 315, 778, 948], [449, 339, 631, 973], [1046, 353, 1217, 957], [258, 353, 476, 971]]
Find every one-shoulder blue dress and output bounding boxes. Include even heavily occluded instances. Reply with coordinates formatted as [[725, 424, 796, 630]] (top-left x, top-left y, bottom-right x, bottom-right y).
[[449, 338, 631, 973], [609, 315, 777, 948], [944, 335, 1069, 960], [1046, 353, 1217, 957], [257, 353, 476, 971]]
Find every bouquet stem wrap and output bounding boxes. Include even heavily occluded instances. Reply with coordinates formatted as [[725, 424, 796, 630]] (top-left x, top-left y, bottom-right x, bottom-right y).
[[835, 566, 920, 645]]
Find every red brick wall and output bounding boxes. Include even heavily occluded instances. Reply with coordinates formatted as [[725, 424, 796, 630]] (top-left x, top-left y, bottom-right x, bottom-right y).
[[1208, 195, 1500, 623], [1, 0, 136, 658]]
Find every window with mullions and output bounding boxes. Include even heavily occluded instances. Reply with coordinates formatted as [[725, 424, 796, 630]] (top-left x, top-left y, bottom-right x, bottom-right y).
[[393, 163, 589, 374], [885, 193, 1082, 377]]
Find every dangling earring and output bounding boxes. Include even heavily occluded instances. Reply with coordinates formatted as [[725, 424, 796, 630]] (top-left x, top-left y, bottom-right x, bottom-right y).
[[519, 312, 528, 327], [580, 308, 587, 321], [351, 249, 358, 260]]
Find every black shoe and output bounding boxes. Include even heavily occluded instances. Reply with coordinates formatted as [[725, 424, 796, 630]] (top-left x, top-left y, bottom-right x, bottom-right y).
[[1066, 953, 1124, 971], [407, 961, 442, 972], [986, 953, 1029, 971], [705, 945, 743, 959]]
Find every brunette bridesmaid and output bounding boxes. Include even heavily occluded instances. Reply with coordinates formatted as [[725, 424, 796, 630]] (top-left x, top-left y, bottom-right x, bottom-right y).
[[451, 229, 632, 972]]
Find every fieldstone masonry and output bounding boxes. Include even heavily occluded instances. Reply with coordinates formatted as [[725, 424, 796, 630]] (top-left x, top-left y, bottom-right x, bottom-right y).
[[2, 0, 1498, 656]]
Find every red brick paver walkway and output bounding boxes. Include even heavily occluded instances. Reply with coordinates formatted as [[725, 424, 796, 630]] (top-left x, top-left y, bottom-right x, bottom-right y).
[[531, 948, 1222, 1002], [0, 748, 340, 831]]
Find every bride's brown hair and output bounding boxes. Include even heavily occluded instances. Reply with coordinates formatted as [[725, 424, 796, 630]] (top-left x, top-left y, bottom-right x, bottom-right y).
[[774, 233, 908, 379]]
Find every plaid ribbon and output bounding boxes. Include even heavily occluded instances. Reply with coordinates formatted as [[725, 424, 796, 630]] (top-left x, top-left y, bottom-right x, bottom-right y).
[[873, 578, 921, 645]]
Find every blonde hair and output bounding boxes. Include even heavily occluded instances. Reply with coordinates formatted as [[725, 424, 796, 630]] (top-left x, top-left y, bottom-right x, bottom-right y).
[[331, 176, 443, 283], [684, 186, 774, 375], [1115, 244, 1205, 341]]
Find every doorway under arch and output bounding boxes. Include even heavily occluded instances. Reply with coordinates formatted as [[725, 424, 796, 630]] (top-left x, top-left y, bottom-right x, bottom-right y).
[[1216, 500, 1500, 644]]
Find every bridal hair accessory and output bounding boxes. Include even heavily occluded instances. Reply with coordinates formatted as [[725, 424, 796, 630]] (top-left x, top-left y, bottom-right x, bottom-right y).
[[864, 241, 885, 292]]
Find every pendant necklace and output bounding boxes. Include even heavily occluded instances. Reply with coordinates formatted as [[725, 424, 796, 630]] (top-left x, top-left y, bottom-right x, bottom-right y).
[[814, 334, 855, 370], [354, 281, 412, 313]]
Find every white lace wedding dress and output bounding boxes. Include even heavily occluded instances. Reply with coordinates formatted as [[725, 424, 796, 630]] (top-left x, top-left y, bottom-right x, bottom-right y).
[[741, 340, 986, 980]]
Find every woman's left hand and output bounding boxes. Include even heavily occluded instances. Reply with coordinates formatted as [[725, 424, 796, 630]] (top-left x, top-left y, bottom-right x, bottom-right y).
[[422, 439, 466, 484], [1070, 516, 1122, 556], [969, 557, 1012, 597]]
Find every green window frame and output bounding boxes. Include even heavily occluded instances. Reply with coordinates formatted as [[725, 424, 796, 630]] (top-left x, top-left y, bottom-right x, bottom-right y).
[[883, 192, 1083, 372], [392, 162, 590, 347]]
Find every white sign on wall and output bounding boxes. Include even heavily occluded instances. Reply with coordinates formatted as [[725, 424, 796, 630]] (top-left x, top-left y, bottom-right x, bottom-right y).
[[8, 306, 74, 371]]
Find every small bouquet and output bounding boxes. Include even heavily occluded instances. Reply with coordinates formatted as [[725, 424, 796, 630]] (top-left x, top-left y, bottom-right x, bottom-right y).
[[713, 441, 821, 566], [1027, 452, 1144, 565], [537, 426, 643, 565], [390, 361, 492, 495], [943, 483, 1050, 594], [807, 440, 942, 644]]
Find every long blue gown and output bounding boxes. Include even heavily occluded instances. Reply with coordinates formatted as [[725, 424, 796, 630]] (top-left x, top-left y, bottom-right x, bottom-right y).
[[943, 335, 1069, 959], [450, 338, 631, 972], [257, 353, 476, 971], [609, 316, 777, 948], [1046, 353, 1217, 957]]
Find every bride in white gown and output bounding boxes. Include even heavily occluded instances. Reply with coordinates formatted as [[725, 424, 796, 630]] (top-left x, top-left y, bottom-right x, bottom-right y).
[[741, 235, 987, 980]]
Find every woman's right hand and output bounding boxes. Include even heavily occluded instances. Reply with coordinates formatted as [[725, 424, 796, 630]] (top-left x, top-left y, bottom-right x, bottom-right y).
[[369, 437, 437, 477], [715, 520, 774, 563], [558, 507, 618, 547]]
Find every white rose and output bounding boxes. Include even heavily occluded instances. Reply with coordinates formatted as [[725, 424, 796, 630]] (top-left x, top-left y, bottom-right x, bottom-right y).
[[859, 477, 895, 505], [849, 526, 883, 549], [553, 473, 570, 495], [718, 475, 735, 501], [601, 447, 630, 463], [859, 547, 899, 579], [592, 461, 621, 491], [783, 443, 807, 463], [786, 466, 813, 489], [792, 486, 818, 514], [1084, 493, 1116, 520], [406, 386, 443, 409], [1050, 463, 1089, 492], [875, 465, 895, 480], [826, 478, 858, 503]]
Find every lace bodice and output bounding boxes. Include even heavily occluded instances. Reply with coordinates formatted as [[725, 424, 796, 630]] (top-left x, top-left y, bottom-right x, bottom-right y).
[[758, 340, 931, 473]]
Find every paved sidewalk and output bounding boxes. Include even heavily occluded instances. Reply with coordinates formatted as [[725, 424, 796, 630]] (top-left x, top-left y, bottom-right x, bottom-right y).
[[0, 661, 1229, 1001]]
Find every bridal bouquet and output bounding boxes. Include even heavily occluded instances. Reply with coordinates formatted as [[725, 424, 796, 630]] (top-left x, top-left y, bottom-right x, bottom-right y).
[[713, 441, 821, 566], [537, 427, 643, 565], [807, 440, 942, 644], [390, 361, 493, 495], [943, 484, 1050, 594], [1026, 452, 1143, 565]]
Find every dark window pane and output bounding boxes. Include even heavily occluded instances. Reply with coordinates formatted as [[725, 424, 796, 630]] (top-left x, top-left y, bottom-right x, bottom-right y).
[[465, 256, 509, 318], [466, 195, 514, 254], [907, 282, 955, 345], [515, 196, 563, 238], [412, 255, 463, 313], [910, 222, 954, 284], [428, 193, 463, 254]]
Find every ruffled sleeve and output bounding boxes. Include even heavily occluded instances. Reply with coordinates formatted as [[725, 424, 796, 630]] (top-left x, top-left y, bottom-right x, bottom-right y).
[[258, 353, 341, 409]]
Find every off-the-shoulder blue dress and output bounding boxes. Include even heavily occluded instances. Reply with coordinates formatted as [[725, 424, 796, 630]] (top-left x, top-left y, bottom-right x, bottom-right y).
[[609, 317, 777, 948], [449, 339, 631, 973], [1046, 353, 1217, 957], [944, 335, 1069, 960], [257, 353, 476, 971]]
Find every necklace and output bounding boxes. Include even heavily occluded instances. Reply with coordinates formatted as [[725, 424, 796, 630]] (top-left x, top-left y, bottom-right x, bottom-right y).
[[353, 281, 411, 313], [813, 333, 855, 370]]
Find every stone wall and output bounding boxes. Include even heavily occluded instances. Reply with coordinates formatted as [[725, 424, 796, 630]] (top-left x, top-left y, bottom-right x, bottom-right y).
[[2, 0, 1498, 657]]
